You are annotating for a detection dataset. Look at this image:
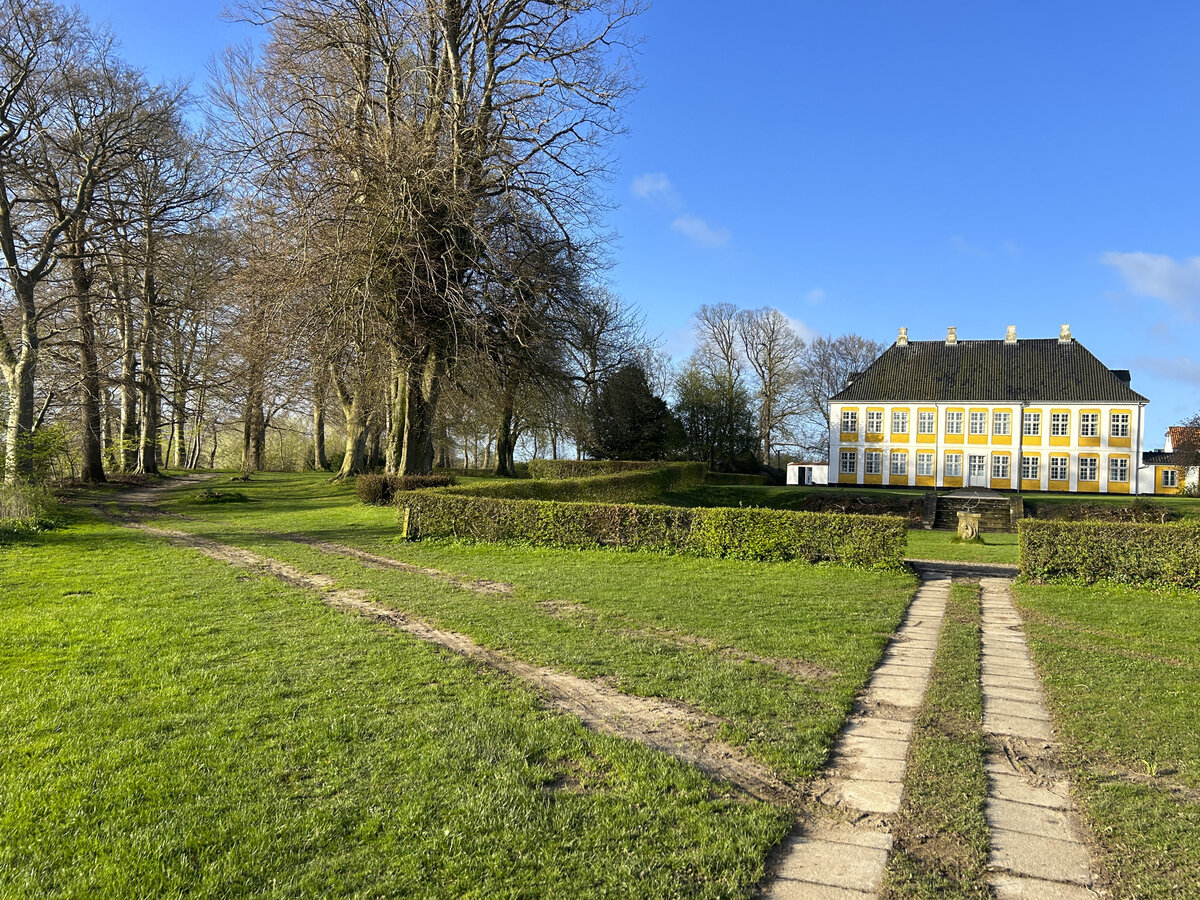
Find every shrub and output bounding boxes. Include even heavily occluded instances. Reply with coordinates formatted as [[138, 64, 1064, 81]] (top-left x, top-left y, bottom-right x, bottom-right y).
[[357, 473, 458, 506], [394, 490, 907, 569], [433, 463, 530, 479], [528, 459, 662, 480], [1029, 497, 1176, 524], [1019, 519, 1200, 589], [191, 489, 249, 504], [0, 480, 59, 538], [446, 463, 706, 505], [704, 472, 767, 486]]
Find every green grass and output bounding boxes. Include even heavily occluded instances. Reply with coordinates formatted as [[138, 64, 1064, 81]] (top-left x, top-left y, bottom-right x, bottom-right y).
[[882, 583, 990, 899], [904, 529, 1019, 564], [661, 483, 924, 510], [1014, 580, 1200, 898]]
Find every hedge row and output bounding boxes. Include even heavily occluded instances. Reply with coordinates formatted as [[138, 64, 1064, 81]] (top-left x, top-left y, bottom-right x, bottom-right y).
[[704, 472, 767, 486], [444, 462, 707, 505], [434, 464, 530, 479], [527, 459, 662, 480], [357, 473, 457, 505], [394, 490, 907, 568], [1019, 519, 1200, 589]]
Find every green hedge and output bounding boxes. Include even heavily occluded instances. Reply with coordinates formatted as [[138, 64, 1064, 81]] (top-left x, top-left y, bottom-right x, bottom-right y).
[[445, 463, 707, 505], [527, 459, 663, 480], [434, 463, 530, 479], [394, 490, 907, 568], [704, 472, 767, 486], [1019, 519, 1200, 589], [357, 473, 457, 506]]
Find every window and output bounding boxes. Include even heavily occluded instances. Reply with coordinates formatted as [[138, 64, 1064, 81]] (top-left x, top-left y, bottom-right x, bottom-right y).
[[992, 454, 1010, 479], [1080, 413, 1099, 437], [866, 411, 883, 434], [892, 410, 909, 433], [1111, 413, 1130, 438], [1050, 456, 1069, 481], [864, 451, 882, 475], [1051, 412, 1070, 437], [1109, 457, 1128, 483], [970, 411, 987, 435], [918, 411, 936, 434], [890, 453, 907, 476], [917, 452, 935, 476], [841, 410, 858, 434], [1023, 411, 1041, 436], [945, 411, 963, 434], [945, 453, 963, 477], [1163, 469, 1178, 488], [993, 411, 1011, 436], [839, 451, 857, 474], [1021, 456, 1040, 481], [1079, 457, 1098, 481]]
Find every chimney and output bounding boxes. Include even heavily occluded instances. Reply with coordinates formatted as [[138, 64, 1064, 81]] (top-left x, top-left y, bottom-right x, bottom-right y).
[[1113, 369, 1131, 384], [897, 326, 908, 347], [946, 326, 957, 346], [1059, 323, 1072, 343], [1005, 325, 1017, 344]]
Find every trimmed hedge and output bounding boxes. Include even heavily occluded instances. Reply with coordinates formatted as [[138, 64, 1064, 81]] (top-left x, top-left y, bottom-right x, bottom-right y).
[[434, 463, 530, 479], [1026, 496, 1176, 524], [1019, 519, 1200, 589], [527, 459, 662, 480], [445, 463, 707, 505], [394, 490, 907, 568], [704, 472, 767, 486], [357, 473, 457, 506]]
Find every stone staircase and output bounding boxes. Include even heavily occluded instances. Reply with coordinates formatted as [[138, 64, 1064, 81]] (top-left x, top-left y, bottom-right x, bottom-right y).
[[928, 490, 1023, 533]]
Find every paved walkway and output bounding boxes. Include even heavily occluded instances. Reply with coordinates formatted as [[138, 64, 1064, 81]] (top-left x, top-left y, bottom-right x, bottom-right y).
[[766, 571, 952, 898], [979, 577, 1098, 899]]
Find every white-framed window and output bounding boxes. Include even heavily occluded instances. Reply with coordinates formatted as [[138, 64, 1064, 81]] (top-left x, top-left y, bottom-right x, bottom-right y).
[[1163, 469, 1179, 487], [969, 411, 987, 435], [866, 411, 883, 434], [1050, 456, 1069, 481], [992, 454, 1010, 479], [1021, 456, 1039, 481], [918, 411, 936, 434], [945, 453, 962, 477], [839, 450, 857, 474], [1109, 457, 1128, 483], [1111, 412, 1130, 438], [993, 411, 1011, 435], [841, 410, 858, 434], [864, 451, 882, 475], [1079, 457, 1098, 481], [1080, 413, 1099, 437], [892, 410, 909, 433], [890, 453, 908, 476], [917, 452, 935, 477], [1023, 411, 1041, 436], [945, 410, 963, 434], [1051, 412, 1070, 437]]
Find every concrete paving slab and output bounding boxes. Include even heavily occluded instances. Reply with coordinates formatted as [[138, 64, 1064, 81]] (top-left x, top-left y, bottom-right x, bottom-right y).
[[986, 797, 1076, 842], [835, 753, 907, 783], [868, 673, 928, 691], [985, 712, 1056, 741], [988, 773, 1070, 810], [986, 697, 1052, 721], [806, 823, 894, 851], [990, 875, 1098, 899], [991, 828, 1093, 884], [864, 685, 925, 708], [769, 837, 889, 891], [834, 734, 909, 760], [840, 716, 913, 741], [829, 778, 904, 814], [985, 684, 1044, 703], [767, 879, 871, 899]]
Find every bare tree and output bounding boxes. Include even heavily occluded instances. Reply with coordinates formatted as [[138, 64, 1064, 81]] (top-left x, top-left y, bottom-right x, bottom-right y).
[[796, 333, 884, 454], [736, 307, 805, 464]]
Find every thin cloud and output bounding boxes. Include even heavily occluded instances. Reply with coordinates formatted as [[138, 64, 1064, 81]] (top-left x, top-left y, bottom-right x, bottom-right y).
[[671, 214, 731, 248], [804, 288, 826, 304], [631, 172, 676, 202], [785, 314, 818, 345], [1134, 354, 1200, 386], [1101, 251, 1200, 317]]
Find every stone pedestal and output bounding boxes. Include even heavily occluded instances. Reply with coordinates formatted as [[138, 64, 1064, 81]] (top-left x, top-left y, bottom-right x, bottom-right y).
[[957, 511, 981, 541]]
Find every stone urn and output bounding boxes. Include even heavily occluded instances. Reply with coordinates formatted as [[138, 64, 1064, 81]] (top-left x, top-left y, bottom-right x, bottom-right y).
[[957, 511, 981, 541]]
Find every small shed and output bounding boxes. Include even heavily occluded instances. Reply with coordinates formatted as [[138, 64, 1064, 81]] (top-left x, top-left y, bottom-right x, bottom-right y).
[[787, 461, 828, 486]]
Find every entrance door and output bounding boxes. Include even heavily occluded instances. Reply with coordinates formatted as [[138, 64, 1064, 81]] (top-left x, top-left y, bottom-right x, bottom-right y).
[[968, 454, 988, 487]]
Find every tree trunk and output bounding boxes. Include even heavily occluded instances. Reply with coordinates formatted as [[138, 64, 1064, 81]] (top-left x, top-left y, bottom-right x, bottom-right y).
[[312, 367, 329, 470], [137, 302, 161, 476], [331, 365, 369, 479], [116, 297, 139, 473], [2, 333, 36, 483], [398, 345, 444, 475], [494, 383, 516, 477], [70, 234, 106, 483], [242, 366, 266, 473], [172, 378, 189, 469]]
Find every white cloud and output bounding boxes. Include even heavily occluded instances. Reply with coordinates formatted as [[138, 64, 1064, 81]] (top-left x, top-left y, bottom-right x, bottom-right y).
[[1134, 354, 1200, 386], [1101, 251, 1200, 316], [805, 288, 826, 304], [785, 314, 819, 345], [671, 214, 731, 248], [631, 172, 675, 202]]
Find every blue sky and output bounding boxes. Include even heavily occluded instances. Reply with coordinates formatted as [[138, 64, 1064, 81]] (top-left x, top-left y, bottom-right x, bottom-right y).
[[77, 0, 1200, 441]]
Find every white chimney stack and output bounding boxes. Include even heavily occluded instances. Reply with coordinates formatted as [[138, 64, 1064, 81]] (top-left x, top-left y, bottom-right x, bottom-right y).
[[897, 326, 908, 346], [1059, 323, 1072, 343], [946, 326, 957, 346], [1005, 325, 1017, 344]]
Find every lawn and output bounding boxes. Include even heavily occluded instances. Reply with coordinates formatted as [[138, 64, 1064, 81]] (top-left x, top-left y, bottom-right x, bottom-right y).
[[904, 529, 1019, 565], [1013, 580, 1200, 898], [0, 473, 918, 896]]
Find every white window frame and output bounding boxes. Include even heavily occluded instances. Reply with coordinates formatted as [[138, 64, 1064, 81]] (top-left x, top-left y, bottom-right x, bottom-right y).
[[1023, 411, 1041, 436], [945, 411, 963, 435], [866, 411, 883, 434], [839, 450, 857, 474], [992, 454, 1010, 479], [1049, 456, 1069, 481], [1163, 469, 1178, 488], [1080, 413, 1099, 438], [1079, 457, 1098, 481], [969, 411, 987, 435], [993, 411, 1011, 436], [1021, 456, 1039, 480], [918, 411, 936, 434], [864, 451, 882, 475], [1111, 413, 1130, 438], [890, 453, 908, 476], [1109, 457, 1128, 483], [1051, 412, 1070, 438], [841, 410, 858, 434], [892, 410, 909, 433], [917, 452, 935, 477], [944, 453, 962, 477]]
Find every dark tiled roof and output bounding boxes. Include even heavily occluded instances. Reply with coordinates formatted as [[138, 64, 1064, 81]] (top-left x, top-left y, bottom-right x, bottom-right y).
[[831, 338, 1148, 404], [1143, 451, 1182, 465]]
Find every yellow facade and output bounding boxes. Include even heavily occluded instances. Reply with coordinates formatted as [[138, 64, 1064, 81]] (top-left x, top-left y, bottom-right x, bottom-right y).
[[865, 407, 884, 441], [1108, 453, 1131, 494], [943, 407, 964, 444], [1077, 453, 1101, 493], [1048, 453, 1070, 491], [1110, 409, 1132, 448], [839, 405, 860, 443], [916, 407, 937, 444], [1079, 408, 1101, 448], [992, 407, 1014, 446], [890, 407, 910, 443], [943, 451, 963, 488], [990, 451, 1011, 491], [1155, 466, 1182, 495], [967, 407, 989, 445], [1023, 408, 1043, 447], [1049, 408, 1071, 447]]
